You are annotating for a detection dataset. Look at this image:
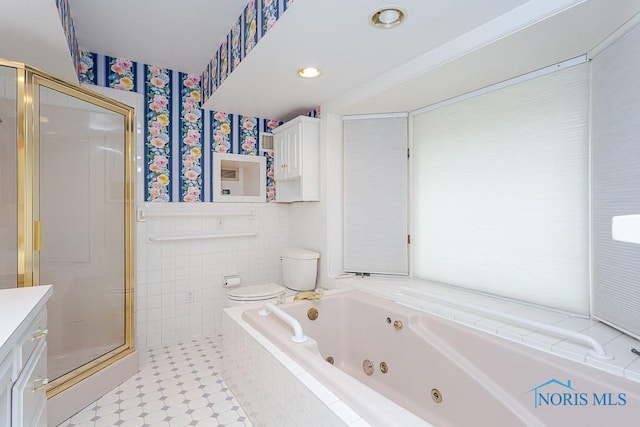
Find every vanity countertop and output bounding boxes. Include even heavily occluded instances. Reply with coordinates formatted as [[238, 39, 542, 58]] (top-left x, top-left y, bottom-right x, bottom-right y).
[[0, 285, 53, 362]]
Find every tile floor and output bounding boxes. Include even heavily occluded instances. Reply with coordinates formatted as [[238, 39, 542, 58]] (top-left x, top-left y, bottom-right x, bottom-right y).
[[58, 335, 252, 427]]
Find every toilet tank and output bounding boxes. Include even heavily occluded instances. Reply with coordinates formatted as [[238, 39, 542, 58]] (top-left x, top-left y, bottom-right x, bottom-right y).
[[281, 248, 320, 291]]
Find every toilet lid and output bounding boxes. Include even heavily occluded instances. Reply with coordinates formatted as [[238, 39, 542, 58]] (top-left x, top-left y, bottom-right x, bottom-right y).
[[227, 283, 286, 301]]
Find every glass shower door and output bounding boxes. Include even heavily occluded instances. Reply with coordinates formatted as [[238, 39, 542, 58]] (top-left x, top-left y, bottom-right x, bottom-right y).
[[0, 65, 17, 289], [35, 78, 133, 392]]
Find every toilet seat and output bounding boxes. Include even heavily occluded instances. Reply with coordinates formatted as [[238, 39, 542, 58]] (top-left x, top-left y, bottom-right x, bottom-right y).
[[227, 282, 286, 302]]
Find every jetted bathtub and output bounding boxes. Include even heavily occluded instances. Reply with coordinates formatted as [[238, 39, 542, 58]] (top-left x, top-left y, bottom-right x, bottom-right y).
[[224, 289, 640, 426]]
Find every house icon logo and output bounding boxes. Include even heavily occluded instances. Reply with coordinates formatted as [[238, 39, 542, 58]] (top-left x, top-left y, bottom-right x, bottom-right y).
[[527, 379, 627, 408], [528, 379, 577, 408]]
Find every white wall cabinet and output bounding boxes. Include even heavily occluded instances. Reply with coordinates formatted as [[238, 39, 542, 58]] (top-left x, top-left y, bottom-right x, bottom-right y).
[[0, 286, 52, 427], [274, 125, 302, 181], [273, 116, 320, 202]]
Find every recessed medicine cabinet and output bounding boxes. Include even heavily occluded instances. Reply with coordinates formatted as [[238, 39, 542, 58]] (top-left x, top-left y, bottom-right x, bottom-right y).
[[212, 152, 266, 202]]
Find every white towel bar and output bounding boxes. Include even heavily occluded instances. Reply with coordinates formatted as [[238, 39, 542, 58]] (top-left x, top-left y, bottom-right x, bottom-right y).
[[137, 207, 255, 222], [147, 232, 257, 243]]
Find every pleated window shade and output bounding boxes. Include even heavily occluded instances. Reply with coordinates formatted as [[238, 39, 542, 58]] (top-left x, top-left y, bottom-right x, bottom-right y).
[[412, 63, 590, 314], [343, 115, 408, 275], [591, 24, 640, 339]]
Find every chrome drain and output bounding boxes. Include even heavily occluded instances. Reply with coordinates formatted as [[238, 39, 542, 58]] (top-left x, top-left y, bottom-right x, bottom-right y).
[[431, 388, 443, 403], [325, 356, 334, 365]]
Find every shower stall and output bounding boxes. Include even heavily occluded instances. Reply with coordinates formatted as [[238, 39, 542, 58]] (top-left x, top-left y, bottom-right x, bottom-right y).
[[0, 59, 136, 421]]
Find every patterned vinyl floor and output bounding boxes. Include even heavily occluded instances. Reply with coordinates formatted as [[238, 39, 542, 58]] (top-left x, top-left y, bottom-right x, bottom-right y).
[[57, 335, 252, 427]]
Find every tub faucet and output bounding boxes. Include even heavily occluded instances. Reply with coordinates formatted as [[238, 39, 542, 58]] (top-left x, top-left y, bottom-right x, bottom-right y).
[[294, 290, 323, 301]]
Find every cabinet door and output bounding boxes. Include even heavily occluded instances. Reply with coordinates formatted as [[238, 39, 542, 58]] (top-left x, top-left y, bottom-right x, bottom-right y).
[[285, 126, 302, 179], [12, 340, 47, 427], [0, 354, 12, 427], [274, 126, 302, 181], [273, 132, 286, 181]]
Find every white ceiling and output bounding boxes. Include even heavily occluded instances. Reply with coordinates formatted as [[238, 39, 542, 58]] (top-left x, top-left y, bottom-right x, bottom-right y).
[[0, 0, 78, 82], [5, 0, 640, 122], [68, 0, 248, 74], [334, 0, 640, 116], [204, 0, 640, 120]]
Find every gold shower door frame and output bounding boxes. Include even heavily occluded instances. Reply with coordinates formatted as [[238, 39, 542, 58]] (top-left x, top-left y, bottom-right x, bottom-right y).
[[5, 59, 135, 399]]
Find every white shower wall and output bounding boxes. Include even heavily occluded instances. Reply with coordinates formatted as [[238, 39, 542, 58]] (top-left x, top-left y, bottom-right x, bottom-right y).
[[135, 202, 291, 348]]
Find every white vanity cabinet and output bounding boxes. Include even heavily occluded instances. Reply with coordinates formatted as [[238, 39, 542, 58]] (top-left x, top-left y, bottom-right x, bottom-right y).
[[1, 352, 12, 427], [0, 286, 52, 427], [273, 116, 320, 202]]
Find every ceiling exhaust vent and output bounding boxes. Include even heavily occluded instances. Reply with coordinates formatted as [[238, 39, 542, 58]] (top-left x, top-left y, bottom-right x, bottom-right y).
[[260, 132, 274, 153]]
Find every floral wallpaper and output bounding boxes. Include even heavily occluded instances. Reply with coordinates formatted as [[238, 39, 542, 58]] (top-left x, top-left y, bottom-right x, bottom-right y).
[[219, 36, 229, 85], [79, 51, 96, 84], [266, 153, 276, 201], [145, 65, 172, 202], [244, 0, 258, 56], [263, 0, 279, 34], [63, 0, 297, 107], [202, 62, 210, 102], [109, 57, 137, 91], [230, 18, 242, 73], [77, 51, 279, 202], [306, 106, 321, 119], [55, 0, 81, 80], [179, 74, 203, 202], [212, 112, 232, 154], [203, 53, 218, 102], [264, 119, 281, 201], [203, 0, 295, 104], [56, 0, 311, 203], [211, 53, 219, 95], [239, 116, 258, 155]]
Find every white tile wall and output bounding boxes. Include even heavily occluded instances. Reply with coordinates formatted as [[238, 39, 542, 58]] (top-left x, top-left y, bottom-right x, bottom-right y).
[[222, 307, 369, 427], [287, 201, 328, 285], [135, 202, 290, 348]]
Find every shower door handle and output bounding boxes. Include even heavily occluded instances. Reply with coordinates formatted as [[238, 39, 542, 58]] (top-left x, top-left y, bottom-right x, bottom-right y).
[[34, 221, 43, 251]]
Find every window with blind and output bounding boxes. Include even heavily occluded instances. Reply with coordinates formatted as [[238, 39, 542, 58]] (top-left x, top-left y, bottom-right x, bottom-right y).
[[591, 24, 640, 339], [411, 63, 590, 314], [343, 114, 408, 275]]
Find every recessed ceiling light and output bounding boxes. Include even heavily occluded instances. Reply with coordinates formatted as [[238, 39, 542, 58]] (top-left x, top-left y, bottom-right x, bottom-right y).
[[370, 7, 406, 29], [297, 67, 322, 78]]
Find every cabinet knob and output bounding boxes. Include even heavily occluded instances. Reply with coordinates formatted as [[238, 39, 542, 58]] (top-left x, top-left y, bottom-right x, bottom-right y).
[[32, 327, 49, 341], [32, 377, 49, 393]]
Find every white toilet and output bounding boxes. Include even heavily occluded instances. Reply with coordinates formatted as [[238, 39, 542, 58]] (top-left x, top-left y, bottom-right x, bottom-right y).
[[226, 248, 320, 306]]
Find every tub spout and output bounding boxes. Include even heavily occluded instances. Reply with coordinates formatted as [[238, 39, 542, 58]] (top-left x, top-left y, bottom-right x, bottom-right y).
[[294, 290, 323, 301]]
